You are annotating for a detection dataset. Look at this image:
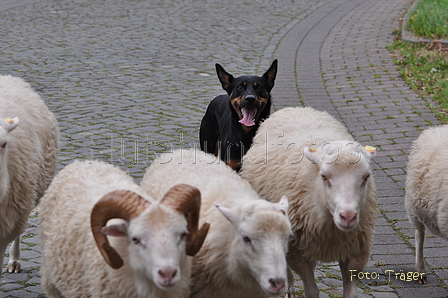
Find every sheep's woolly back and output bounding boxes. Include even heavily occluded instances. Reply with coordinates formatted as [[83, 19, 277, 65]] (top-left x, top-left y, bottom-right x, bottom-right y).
[[405, 125, 448, 239], [241, 107, 377, 264], [257, 106, 352, 143], [0, 75, 59, 247], [142, 149, 292, 298], [142, 149, 262, 217], [39, 160, 191, 298]]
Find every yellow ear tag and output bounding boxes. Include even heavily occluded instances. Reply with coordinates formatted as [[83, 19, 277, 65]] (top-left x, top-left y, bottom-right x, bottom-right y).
[[364, 145, 376, 154], [5, 118, 14, 124], [308, 147, 317, 152]]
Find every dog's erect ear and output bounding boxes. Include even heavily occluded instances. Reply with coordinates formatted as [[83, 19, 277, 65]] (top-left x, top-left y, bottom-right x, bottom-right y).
[[216, 63, 234, 93], [261, 59, 278, 91]]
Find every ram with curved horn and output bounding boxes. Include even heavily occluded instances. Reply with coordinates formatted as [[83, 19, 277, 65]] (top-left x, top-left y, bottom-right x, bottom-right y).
[[39, 160, 209, 298]]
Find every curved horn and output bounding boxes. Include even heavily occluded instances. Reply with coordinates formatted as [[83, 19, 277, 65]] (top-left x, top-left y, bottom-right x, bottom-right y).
[[91, 190, 151, 269], [161, 184, 210, 256]]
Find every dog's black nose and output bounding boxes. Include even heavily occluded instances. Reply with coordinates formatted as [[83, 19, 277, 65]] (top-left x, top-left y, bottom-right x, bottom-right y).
[[245, 95, 256, 103]]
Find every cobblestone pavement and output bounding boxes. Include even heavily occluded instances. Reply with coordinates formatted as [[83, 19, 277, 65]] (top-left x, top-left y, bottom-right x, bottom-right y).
[[1, 0, 447, 297]]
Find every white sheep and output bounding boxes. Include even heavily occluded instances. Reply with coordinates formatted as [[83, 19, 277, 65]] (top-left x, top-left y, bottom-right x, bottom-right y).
[[140, 148, 292, 298], [240, 107, 378, 298], [405, 125, 448, 285], [0, 75, 59, 274], [39, 159, 209, 298]]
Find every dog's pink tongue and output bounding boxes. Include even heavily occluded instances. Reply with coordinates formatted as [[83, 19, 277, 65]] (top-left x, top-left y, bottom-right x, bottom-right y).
[[239, 108, 256, 127]]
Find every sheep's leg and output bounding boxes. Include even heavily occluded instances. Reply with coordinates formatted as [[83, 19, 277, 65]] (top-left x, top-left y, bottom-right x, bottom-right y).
[[0, 241, 8, 276], [339, 258, 358, 298], [289, 257, 319, 298], [414, 221, 427, 284], [7, 236, 21, 273], [284, 267, 296, 298], [42, 279, 65, 298]]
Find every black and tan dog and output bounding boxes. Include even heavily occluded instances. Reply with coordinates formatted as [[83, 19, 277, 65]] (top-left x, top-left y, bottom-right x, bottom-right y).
[[199, 60, 278, 171]]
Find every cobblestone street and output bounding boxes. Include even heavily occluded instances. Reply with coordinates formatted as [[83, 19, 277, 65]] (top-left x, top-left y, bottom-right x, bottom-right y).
[[1, 0, 448, 297]]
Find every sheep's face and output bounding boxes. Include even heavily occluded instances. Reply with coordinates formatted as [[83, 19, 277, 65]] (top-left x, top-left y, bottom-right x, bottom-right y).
[[131, 204, 189, 290], [104, 204, 189, 291], [305, 141, 376, 232], [216, 197, 292, 296]]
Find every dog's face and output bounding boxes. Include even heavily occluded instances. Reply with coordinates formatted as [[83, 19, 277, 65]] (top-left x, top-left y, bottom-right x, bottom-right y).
[[216, 60, 277, 128]]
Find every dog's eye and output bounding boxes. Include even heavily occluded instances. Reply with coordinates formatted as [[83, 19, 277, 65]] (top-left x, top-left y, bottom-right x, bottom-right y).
[[237, 85, 243, 90]]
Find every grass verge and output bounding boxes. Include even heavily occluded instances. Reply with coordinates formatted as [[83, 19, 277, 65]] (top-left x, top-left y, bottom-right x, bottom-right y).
[[406, 0, 448, 39], [388, 0, 448, 123], [388, 40, 448, 123]]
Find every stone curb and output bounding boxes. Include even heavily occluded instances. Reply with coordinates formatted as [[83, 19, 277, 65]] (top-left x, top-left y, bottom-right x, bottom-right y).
[[401, 0, 448, 46]]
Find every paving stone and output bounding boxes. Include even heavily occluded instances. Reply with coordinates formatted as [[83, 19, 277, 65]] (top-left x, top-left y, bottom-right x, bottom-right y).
[[0, 283, 22, 291], [372, 234, 408, 245], [372, 293, 399, 298], [395, 287, 448, 298], [0, 290, 39, 298], [320, 278, 344, 287]]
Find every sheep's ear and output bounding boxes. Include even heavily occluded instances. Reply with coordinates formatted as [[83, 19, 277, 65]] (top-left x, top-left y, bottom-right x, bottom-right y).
[[362, 145, 377, 162], [101, 223, 128, 237], [304, 146, 320, 164], [4, 117, 19, 133], [277, 195, 289, 215], [215, 204, 238, 225]]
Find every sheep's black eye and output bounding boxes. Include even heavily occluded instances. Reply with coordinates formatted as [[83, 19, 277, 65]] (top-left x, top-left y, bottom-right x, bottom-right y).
[[132, 237, 140, 245], [181, 232, 187, 240], [243, 236, 251, 243], [362, 174, 370, 185], [321, 175, 331, 188], [1, 142, 7, 148]]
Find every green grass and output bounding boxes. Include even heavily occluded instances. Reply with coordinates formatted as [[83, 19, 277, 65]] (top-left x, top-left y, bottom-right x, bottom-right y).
[[388, 39, 448, 123], [406, 0, 448, 39]]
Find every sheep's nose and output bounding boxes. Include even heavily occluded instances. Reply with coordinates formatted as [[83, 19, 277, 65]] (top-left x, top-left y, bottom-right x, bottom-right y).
[[269, 278, 286, 292], [245, 95, 256, 103], [159, 268, 177, 282], [340, 211, 357, 225]]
